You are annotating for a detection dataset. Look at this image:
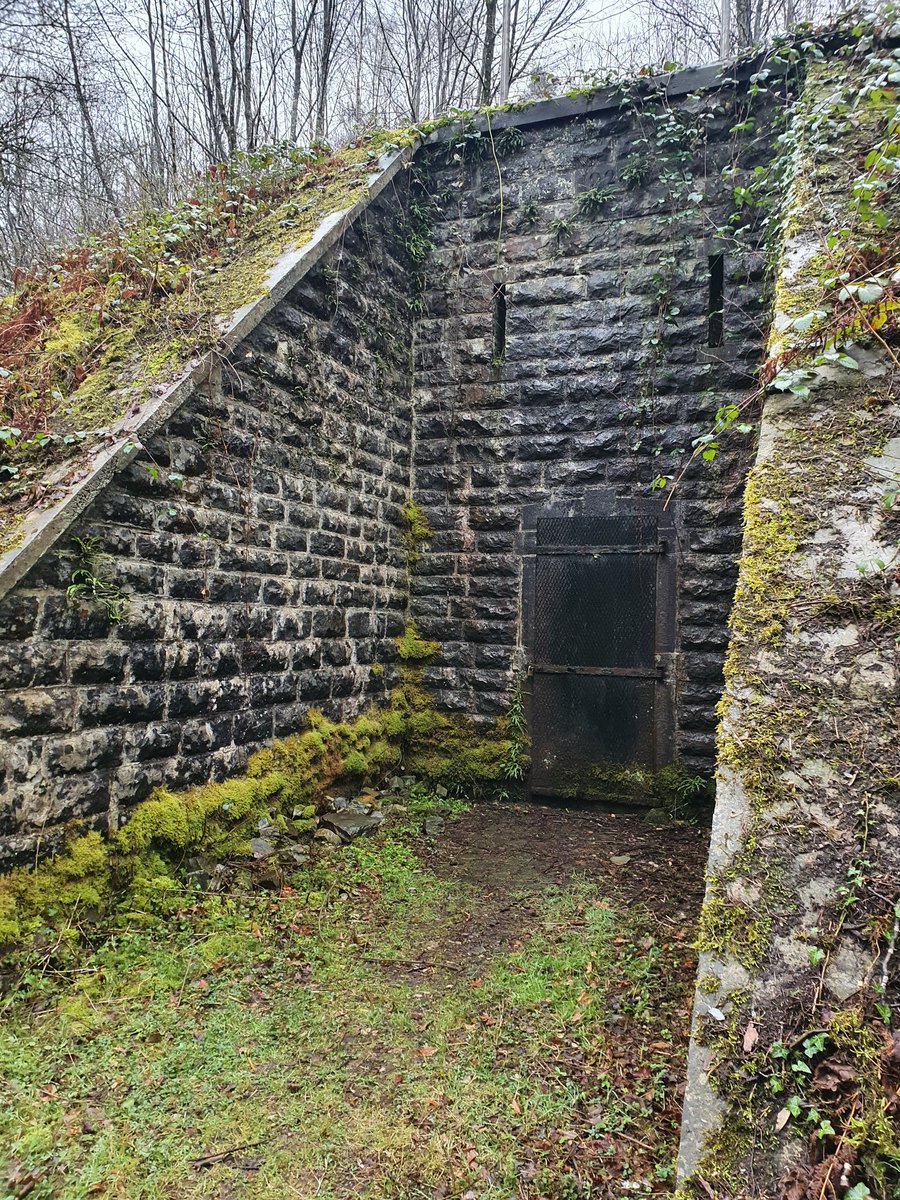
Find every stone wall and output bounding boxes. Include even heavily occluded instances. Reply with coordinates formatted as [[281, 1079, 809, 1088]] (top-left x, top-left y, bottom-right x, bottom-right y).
[[0, 188, 415, 865], [0, 67, 797, 864], [409, 82, 787, 772], [678, 51, 900, 1193]]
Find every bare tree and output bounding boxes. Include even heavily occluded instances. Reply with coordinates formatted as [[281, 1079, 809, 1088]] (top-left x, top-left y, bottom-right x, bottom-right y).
[[0, 0, 831, 280]]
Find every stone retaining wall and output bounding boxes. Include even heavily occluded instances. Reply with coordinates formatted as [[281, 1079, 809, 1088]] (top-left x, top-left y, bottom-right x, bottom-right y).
[[0, 66, 797, 863], [0, 190, 415, 864]]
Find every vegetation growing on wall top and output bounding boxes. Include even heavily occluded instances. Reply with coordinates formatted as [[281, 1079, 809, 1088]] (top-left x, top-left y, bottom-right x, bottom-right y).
[[0, 135, 420, 552]]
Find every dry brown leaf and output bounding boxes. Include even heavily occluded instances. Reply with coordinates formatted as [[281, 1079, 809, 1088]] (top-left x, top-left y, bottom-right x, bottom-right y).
[[743, 1021, 759, 1053], [813, 1060, 856, 1091]]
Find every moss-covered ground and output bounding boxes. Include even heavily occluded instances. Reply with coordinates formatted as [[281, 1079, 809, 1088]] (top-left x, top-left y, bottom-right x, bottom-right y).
[[0, 799, 708, 1200]]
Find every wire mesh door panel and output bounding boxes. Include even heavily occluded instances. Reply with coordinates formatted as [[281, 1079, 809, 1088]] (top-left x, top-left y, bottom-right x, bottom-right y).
[[528, 508, 675, 800]]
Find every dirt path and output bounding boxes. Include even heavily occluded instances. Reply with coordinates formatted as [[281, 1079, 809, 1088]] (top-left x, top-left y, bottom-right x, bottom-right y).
[[416, 801, 710, 983]]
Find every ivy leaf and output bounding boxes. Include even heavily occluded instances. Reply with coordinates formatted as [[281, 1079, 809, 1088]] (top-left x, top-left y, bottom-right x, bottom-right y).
[[792, 310, 827, 333], [857, 282, 884, 304], [845, 1186, 872, 1200]]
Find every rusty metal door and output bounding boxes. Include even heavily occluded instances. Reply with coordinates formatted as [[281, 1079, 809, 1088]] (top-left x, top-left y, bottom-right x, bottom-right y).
[[525, 503, 676, 800]]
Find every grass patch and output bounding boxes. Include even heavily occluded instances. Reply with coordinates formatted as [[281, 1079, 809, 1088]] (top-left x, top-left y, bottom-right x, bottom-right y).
[[1, 799, 696, 1199]]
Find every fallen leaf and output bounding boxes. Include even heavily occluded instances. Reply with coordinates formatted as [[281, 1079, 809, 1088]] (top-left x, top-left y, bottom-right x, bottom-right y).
[[775, 1107, 791, 1132], [611, 855, 632, 866], [510, 1097, 521, 1114], [813, 1060, 857, 1091], [743, 1021, 759, 1053], [417, 1045, 437, 1058], [707, 1006, 726, 1022]]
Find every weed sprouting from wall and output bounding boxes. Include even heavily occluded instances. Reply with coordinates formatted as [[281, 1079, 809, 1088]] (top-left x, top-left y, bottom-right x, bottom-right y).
[[60, 535, 129, 623]]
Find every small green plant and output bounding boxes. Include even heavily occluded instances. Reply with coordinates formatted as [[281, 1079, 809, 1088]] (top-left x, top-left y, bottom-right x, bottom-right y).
[[519, 198, 540, 225], [549, 216, 573, 245], [61, 536, 129, 623], [577, 183, 615, 217], [497, 674, 529, 796], [496, 126, 525, 155], [621, 154, 650, 188]]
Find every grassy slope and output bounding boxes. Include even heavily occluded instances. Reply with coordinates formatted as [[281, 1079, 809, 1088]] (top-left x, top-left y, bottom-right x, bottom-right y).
[[0, 136, 414, 552], [1, 793, 697, 1200]]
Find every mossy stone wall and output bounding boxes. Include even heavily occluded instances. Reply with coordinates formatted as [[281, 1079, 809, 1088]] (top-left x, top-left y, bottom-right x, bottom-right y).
[[409, 86, 786, 773], [678, 51, 900, 1193], [0, 68, 807, 866], [0, 188, 416, 866]]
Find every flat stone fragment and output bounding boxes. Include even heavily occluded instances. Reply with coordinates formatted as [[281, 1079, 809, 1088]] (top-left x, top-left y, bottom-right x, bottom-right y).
[[313, 827, 344, 846], [319, 811, 385, 841], [329, 796, 374, 815], [250, 837, 276, 859]]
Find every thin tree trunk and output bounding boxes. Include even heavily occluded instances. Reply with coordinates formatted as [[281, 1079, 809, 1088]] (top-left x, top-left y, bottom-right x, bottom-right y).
[[479, 0, 497, 104], [289, 0, 317, 140], [239, 0, 254, 147], [314, 0, 334, 139], [61, 0, 122, 219], [201, 0, 236, 154]]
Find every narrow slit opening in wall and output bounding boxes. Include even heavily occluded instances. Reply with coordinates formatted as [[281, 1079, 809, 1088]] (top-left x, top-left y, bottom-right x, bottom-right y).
[[708, 254, 725, 347], [492, 282, 507, 362]]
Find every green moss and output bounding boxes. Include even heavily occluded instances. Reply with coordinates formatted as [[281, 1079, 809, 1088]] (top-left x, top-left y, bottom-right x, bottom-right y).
[[0, 510, 24, 555], [0, 672, 520, 959], [728, 465, 802, 646], [674, 1110, 756, 1199], [696, 881, 771, 969], [697, 972, 720, 994], [395, 620, 440, 662], [400, 498, 433, 564], [342, 750, 368, 775], [555, 759, 709, 812], [42, 311, 97, 360]]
